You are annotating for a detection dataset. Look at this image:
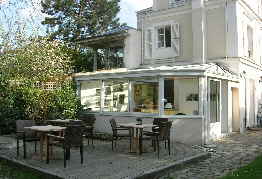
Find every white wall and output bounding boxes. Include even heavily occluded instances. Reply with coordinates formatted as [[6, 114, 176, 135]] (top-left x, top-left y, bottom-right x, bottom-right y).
[[124, 29, 142, 69], [93, 115, 202, 145], [207, 7, 226, 59]]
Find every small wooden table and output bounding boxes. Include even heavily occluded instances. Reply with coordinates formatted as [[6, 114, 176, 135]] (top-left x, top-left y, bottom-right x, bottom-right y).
[[24, 125, 66, 160], [119, 123, 155, 155]]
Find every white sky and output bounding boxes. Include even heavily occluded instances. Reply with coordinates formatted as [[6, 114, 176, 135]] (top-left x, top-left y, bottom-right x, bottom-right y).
[[119, 0, 153, 28]]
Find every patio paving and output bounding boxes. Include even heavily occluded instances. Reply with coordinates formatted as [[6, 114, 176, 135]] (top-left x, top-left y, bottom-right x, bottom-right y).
[[161, 128, 262, 179], [0, 135, 206, 179]]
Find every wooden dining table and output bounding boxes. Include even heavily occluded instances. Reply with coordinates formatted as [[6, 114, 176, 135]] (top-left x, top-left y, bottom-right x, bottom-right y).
[[119, 122, 156, 155], [47, 119, 82, 126], [24, 125, 66, 160]]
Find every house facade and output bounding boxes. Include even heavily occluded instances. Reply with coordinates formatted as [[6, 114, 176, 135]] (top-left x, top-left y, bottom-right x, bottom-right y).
[[74, 0, 262, 145]]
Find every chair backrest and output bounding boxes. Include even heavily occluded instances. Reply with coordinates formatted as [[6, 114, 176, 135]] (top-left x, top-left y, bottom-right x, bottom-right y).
[[79, 114, 96, 126], [153, 118, 168, 125], [109, 118, 118, 136], [16, 120, 36, 137], [64, 125, 83, 147], [69, 120, 83, 126], [158, 121, 172, 140]]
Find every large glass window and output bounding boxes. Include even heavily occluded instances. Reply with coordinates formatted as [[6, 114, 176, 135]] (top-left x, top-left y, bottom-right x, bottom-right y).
[[103, 80, 129, 112], [164, 77, 199, 115], [132, 79, 159, 113], [80, 80, 101, 112]]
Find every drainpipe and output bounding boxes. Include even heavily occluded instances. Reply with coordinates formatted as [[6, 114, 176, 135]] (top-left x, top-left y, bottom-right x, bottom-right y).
[[243, 71, 247, 128]]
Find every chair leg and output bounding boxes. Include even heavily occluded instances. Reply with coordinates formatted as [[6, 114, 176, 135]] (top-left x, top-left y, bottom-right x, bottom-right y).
[[91, 132, 94, 146], [66, 148, 71, 160], [23, 139, 26, 159], [46, 140, 50, 164], [129, 136, 131, 152], [17, 139, 19, 157], [80, 145, 83, 164], [168, 139, 171, 155], [153, 139, 156, 152], [63, 147, 66, 168], [156, 136, 159, 159], [111, 139, 114, 151], [34, 141, 37, 153]]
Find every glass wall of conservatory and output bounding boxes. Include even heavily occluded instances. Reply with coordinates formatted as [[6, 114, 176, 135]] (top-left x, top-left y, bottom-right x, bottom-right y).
[[163, 77, 199, 116], [80, 76, 200, 116]]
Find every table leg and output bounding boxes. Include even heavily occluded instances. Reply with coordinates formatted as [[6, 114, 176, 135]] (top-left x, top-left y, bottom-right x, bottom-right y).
[[139, 128, 143, 155], [39, 134, 45, 160]]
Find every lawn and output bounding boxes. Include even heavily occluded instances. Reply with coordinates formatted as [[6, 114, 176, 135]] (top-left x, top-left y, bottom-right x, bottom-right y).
[[0, 160, 44, 179], [221, 155, 262, 179]]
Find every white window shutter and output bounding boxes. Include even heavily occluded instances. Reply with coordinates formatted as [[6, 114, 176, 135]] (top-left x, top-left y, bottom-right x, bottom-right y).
[[172, 23, 180, 57], [145, 28, 153, 58]]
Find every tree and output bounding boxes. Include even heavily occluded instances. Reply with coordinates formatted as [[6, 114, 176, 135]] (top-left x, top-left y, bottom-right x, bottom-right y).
[[0, 38, 72, 82], [41, 0, 122, 42]]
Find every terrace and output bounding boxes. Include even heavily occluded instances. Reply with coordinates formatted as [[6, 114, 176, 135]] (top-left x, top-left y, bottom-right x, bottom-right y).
[[0, 135, 207, 179]]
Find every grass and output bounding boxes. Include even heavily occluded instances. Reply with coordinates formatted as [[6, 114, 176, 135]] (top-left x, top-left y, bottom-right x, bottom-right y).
[[220, 155, 262, 179], [0, 160, 45, 179]]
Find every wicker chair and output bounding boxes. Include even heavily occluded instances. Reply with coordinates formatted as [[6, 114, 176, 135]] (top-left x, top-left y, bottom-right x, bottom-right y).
[[46, 125, 84, 168], [153, 117, 168, 125], [79, 114, 96, 145], [109, 119, 131, 151], [144, 121, 172, 158], [16, 120, 40, 159]]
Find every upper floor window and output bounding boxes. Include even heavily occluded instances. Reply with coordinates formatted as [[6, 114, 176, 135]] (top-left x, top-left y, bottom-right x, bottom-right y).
[[157, 25, 171, 48], [169, 0, 186, 8], [247, 26, 253, 59]]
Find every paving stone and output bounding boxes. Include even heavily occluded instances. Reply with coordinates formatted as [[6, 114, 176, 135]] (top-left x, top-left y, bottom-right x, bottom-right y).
[[164, 129, 262, 179]]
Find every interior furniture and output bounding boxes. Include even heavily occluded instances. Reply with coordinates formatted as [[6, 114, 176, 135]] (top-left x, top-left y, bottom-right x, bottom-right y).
[[109, 118, 131, 151], [46, 124, 84, 168], [16, 120, 40, 159]]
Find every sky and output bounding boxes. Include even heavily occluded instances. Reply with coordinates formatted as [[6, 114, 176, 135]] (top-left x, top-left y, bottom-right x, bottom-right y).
[[119, 0, 153, 27], [0, 0, 153, 41]]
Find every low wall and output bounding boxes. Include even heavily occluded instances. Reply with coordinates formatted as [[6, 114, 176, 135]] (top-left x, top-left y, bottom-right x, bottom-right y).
[[93, 115, 202, 145]]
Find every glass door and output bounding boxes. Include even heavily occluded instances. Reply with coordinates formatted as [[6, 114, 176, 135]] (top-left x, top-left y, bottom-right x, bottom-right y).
[[209, 80, 221, 123]]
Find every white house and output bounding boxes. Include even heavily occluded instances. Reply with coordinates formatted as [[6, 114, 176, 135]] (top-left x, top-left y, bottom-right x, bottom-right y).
[[74, 0, 262, 145]]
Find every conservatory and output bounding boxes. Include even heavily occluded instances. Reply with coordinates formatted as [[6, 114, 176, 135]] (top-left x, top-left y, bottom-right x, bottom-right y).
[[73, 63, 240, 144]]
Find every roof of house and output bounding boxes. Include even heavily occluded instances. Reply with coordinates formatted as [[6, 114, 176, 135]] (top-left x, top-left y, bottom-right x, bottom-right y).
[[75, 25, 135, 49], [73, 63, 240, 82]]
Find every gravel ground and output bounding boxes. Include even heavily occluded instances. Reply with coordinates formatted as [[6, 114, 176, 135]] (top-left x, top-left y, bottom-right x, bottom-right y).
[[162, 128, 262, 179]]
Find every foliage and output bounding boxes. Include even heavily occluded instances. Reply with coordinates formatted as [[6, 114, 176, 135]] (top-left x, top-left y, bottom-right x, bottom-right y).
[[0, 38, 82, 134], [41, 0, 123, 42], [51, 81, 82, 120], [220, 155, 262, 179], [68, 47, 94, 73], [0, 38, 72, 82]]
